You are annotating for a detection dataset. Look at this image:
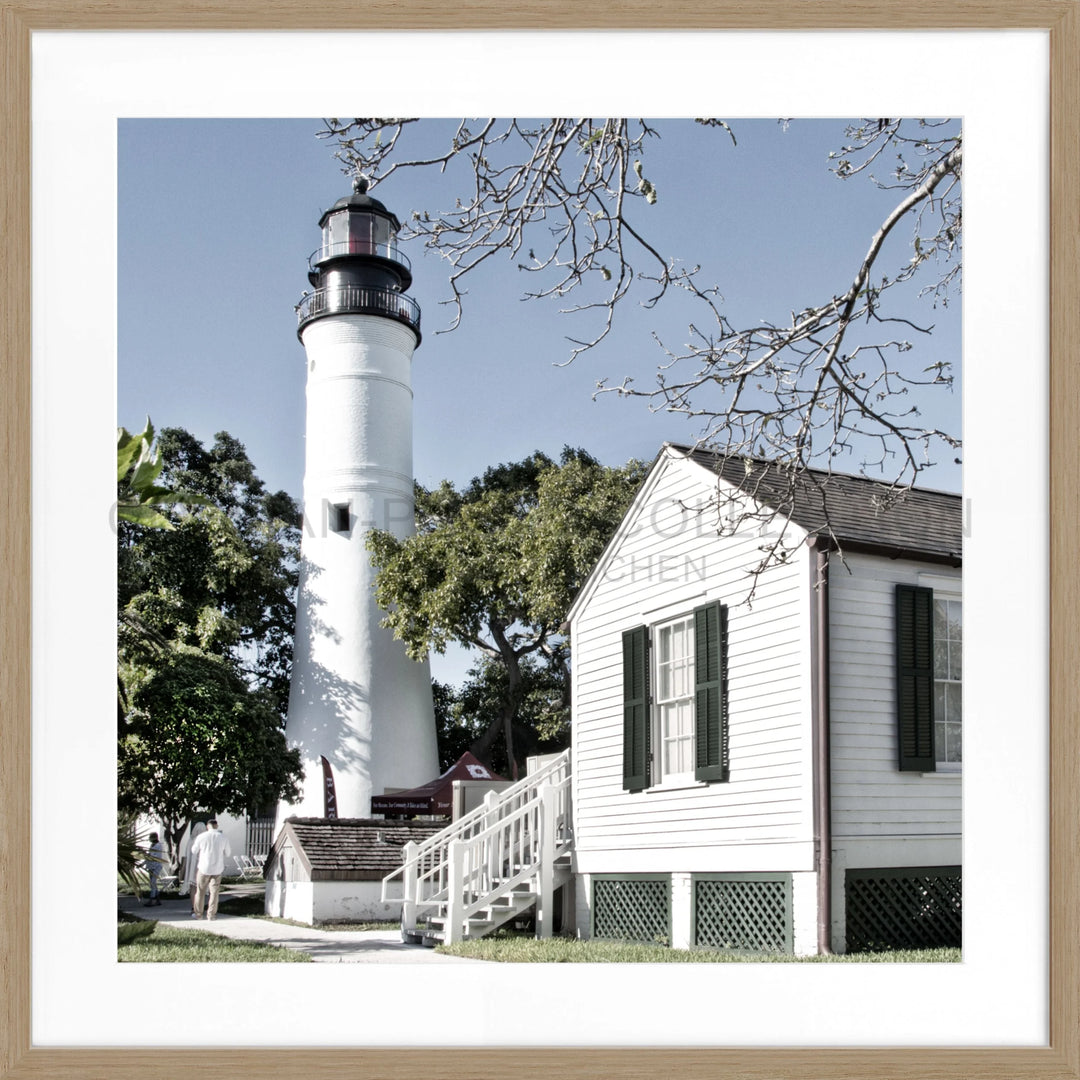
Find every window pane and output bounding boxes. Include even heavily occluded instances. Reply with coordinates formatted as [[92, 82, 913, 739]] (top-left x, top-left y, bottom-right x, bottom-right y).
[[328, 211, 348, 247], [934, 682, 946, 723], [935, 721, 947, 763], [947, 682, 962, 722], [666, 735, 691, 776], [657, 624, 672, 662], [349, 212, 375, 251], [946, 723, 962, 763], [934, 638, 948, 677], [660, 693, 692, 775], [656, 625, 673, 700], [671, 621, 685, 658], [949, 612, 962, 679], [371, 214, 392, 247], [671, 657, 689, 699], [677, 699, 693, 737]]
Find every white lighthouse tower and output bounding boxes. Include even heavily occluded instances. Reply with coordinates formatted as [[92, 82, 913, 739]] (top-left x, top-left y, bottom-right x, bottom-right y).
[[278, 178, 439, 823]]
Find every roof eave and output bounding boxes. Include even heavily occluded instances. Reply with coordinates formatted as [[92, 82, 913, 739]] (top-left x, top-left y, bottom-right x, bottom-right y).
[[824, 537, 962, 567], [265, 821, 314, 877]]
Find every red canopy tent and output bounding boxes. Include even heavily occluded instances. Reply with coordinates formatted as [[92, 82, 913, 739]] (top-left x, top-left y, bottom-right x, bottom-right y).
[[370, 752, 507, 817]]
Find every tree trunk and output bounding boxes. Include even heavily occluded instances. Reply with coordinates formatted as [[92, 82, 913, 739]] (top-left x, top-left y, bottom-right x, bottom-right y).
[[165, 818, 188, 876], [467, 623, 527, 779], [490, 624, 524, 780], [470, 711, 505, 766]]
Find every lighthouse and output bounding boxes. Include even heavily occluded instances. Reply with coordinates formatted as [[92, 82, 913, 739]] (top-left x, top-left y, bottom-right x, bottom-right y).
[[278, 178, 439, 823]]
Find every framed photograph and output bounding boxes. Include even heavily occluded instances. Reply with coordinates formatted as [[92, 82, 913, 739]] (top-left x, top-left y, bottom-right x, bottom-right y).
[[3, 4, 1077, 1078]]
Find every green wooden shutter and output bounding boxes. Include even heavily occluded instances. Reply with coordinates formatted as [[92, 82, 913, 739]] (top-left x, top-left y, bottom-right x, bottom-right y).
[[694, 602, 730, 783], [896, 584, 935, 771], [622, 626, 650, 791]]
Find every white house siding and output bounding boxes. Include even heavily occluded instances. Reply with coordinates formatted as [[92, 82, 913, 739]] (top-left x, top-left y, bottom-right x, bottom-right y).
[[828, 551, 962, 858], [571, 455, 816, 884]]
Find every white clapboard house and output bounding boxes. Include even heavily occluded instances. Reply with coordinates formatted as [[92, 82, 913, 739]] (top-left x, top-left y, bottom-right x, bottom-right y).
[[388, 444, 962, 955]]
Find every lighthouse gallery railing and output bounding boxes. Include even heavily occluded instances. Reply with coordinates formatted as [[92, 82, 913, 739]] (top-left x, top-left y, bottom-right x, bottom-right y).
[[296, 283, 421, 335]]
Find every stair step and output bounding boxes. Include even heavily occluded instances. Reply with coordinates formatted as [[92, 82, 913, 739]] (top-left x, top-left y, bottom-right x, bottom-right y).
[[428, 894, 537, 924], [425, 889, 539, 942]]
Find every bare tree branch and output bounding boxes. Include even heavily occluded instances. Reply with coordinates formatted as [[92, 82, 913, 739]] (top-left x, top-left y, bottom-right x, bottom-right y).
[[322, 118, 962, 583]]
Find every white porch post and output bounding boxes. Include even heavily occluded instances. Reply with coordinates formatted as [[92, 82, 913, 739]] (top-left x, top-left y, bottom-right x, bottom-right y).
[[446, 839, 465, 944], [483, 789, 500, 890], [401, 841, 418, 935], [537, 783, 555, 939]]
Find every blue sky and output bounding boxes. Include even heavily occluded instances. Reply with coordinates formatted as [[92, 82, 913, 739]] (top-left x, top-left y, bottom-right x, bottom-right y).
[[118, 117, 962, 683]]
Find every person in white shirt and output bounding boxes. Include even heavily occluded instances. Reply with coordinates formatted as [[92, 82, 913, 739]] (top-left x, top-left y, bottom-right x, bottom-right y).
[[190, 818, 231, 920]]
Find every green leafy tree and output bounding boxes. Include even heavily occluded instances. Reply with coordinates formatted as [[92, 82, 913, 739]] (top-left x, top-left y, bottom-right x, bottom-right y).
[[119, 647, 301, 859], [118, 428, 300, 715], [368, 447, 645, 776], [118, 428, 303, 862], [432, 655, 569, 776], [117, 418, 208, 529], [117, 418, 212, 882], [431, 679, 482, 772], [445, 654, 570, 777]]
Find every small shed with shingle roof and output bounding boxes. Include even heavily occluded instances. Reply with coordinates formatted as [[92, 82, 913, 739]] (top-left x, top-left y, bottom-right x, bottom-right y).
[[264, 818, 443, 925]]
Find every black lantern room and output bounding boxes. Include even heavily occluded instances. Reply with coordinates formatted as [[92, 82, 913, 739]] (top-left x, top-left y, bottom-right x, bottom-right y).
[[296, 177, 421, 343]]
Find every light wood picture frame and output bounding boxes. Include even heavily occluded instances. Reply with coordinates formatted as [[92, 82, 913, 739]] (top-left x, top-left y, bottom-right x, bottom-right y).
[[2, 3, 1077, 1078]]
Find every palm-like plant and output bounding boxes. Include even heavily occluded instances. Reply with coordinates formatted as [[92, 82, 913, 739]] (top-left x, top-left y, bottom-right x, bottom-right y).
[[117, 811, 148, 897]]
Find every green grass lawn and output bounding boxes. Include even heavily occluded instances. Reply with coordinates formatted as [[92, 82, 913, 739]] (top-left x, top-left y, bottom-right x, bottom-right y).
[[436, 934, 960, 963], [117, 919, 310, 962]]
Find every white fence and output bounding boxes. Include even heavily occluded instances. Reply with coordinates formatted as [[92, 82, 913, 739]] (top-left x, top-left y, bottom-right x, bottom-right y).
[[245, 817, 275, 861]]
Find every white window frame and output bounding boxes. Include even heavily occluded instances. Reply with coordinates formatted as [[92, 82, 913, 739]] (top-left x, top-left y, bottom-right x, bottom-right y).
[[932, 591, 962, 772], [651, 613, 697, 787]]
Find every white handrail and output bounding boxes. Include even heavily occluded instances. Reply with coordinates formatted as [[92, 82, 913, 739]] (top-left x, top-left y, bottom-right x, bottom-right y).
[[388, 749, 572, 939], [383, 749, 570, 898], [444, 772, 572, 943]]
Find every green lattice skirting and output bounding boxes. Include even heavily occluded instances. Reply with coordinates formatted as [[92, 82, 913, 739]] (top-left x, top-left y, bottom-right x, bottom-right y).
[[692, 873, 793, 953], [592, 876, 671, 944], [845, 866, 962, 952]]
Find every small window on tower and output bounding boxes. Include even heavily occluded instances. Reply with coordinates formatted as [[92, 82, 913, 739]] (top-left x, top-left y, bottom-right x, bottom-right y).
[[331, 503, 351, 534]]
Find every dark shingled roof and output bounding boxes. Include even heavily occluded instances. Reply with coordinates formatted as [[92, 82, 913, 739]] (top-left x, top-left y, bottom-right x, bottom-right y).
[[269, 818, 444, 881], [673, 443, 962, 564]]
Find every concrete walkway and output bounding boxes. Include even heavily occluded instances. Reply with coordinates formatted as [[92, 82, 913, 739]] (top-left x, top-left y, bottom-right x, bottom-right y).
[[118, 891, 488, 964]]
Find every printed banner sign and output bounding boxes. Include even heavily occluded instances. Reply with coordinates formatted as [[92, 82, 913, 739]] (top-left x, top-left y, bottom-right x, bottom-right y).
[[320, 755, 338, 819]]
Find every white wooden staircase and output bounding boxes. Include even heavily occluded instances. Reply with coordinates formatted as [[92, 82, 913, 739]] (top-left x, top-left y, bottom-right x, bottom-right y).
[[382, 750, 572, 945]]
